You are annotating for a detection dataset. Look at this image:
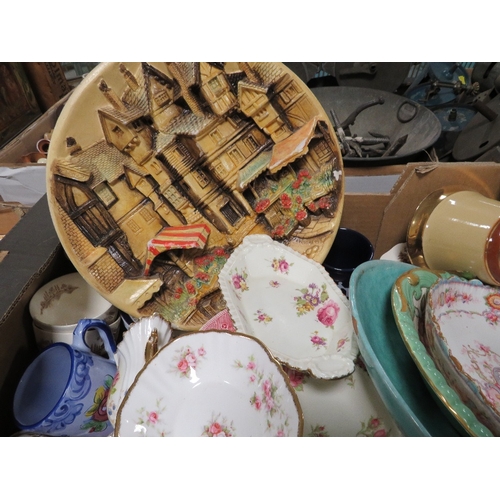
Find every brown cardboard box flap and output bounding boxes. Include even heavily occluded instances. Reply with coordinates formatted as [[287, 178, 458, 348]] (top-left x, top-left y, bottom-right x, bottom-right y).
[[0, 204, 25, 238], [0, 93, 70, 164], [340, 163, 414, 248], [374, 162, 500, 258], [340, 193, 393, 249]]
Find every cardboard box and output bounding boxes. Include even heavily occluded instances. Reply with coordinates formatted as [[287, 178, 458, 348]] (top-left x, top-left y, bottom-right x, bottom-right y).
[[0, 92, 70, 164], [0, 196, 75, 436], [0, 203, 27, 240], [0, 93, 70, 242], [341, 163, 407, 249], [1, 161, 500, 435], [340, 161, 500, 258]]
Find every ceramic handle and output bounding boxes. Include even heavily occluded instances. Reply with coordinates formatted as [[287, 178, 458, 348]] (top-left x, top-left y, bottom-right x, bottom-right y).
[[72, 318, 118, 361]]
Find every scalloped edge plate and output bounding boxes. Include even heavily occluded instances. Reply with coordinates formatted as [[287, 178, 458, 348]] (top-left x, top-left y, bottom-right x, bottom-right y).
[[425, 277, 500, 435], [391, 268, 493, 437], [114, 330, 303, 437], [219, 234, 358, 380]]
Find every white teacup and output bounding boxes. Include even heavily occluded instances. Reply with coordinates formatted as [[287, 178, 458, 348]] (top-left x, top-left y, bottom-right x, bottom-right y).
[[29, 272, 121, 353], [30, 272, 118, 330], [33, 316, 122, 355]]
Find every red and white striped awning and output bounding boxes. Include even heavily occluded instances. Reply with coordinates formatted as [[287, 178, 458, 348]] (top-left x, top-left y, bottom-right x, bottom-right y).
[[144, 223, 211, 276]]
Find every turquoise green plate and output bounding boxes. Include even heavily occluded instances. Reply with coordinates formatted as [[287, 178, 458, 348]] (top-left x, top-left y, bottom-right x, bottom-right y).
[[391, 267, 493, 437], [350, 260, 463, 436]]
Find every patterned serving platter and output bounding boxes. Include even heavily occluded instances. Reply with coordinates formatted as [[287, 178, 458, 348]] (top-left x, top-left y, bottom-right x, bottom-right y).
[[45, 62, 344, 331], [219, 234, 358, 380], [425, 277, 500, 435], [391, 268, 493, 437], [114, 330, 303, 437]]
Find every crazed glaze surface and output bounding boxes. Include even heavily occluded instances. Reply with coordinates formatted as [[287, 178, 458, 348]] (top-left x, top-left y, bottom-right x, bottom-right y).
[[425, 278, 500, 435], [114, 330, 303, 437], [219, 234, 358, 379], [392, 268, 493, 437]]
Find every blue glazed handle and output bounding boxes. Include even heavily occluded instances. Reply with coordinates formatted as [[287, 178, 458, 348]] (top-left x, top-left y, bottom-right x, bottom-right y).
[[73, 318, 117, 362]]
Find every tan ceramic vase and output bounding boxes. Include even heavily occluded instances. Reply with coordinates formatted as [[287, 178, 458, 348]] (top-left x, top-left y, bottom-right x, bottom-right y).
[[407, 189, 500, 286]]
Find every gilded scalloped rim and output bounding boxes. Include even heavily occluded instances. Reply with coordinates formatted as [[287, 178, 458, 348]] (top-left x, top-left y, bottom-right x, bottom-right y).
[[107, 313, 173, 427], [114, 329, 304, 437], [218, 234, 358, 380], [427, 277, 500, 429], [391, 268, 493, 437]]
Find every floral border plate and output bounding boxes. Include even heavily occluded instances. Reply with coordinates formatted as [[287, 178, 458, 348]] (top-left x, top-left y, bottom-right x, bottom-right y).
[[199, 309, 400, 436], [350, 260, 463, 436], [425, 277, 500, 435], [114, 330, 303, 437], [219, 234, 358, 379], [45, 62, 344, 331], [391, 268, 493, 437]]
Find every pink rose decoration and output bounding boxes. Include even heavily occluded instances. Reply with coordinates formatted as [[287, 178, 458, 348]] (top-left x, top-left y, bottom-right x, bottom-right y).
[[232, 274, 243, 289], [185, 353, 197, 367], [279, 260, 289, 273], [265, 397, 275, 411], [263, 379, 272, 397], [317, 299, 340, 327], [209, 422, 222, 435], [254, 396, 262, 410], [311, 335, 326, 346], [148, 412, 158, 424], [177, 358, 189, 372], [287, 369, 304, 388]]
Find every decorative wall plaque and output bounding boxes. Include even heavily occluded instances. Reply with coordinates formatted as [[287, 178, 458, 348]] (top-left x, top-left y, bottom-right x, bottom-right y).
[[46, 62, 344, 330]]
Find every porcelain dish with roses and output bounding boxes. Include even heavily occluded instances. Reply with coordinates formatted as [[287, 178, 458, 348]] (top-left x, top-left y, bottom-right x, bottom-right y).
[[114, 330, 303, 437], [425, 277, 500, 436], [219, 234, 358, 380], [391, 268, 493, 437]]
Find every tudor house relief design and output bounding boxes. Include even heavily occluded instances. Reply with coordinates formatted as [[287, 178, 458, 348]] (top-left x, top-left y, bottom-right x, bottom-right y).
[[48, 62, 343, 330]]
